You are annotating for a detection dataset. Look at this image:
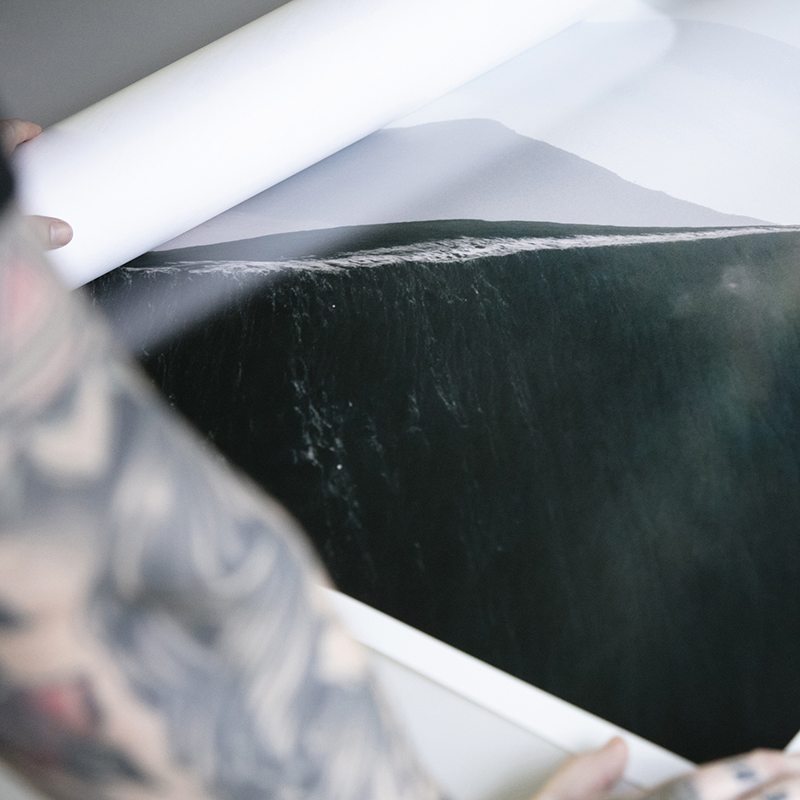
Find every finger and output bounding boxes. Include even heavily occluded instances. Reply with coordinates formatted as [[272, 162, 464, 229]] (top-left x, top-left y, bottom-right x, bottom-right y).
[[648, 751, 800, 800], [538, 738, 629, 800], [26, 216, 73, 250], [636, 751, 800, 800], [692, 750, 800, 800], [0, 119, 42, 156], [646, 775, 702, 800], [740, 771, 800, 800]]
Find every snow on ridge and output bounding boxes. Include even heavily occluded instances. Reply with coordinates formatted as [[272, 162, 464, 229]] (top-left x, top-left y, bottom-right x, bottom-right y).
[[132, 226, 800, 277]]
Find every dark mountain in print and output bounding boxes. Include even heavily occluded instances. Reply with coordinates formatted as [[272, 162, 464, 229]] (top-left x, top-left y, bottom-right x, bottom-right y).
[[165, 120, 763, 250], [91, 219, 800, 763]]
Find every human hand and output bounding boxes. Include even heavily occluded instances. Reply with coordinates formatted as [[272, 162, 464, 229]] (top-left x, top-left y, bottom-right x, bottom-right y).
[[0, 118, 73, 249], [537, 739, 800, 800]]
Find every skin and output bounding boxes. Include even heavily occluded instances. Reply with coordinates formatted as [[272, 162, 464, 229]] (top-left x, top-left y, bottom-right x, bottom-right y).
[[544, 742, 800, 800], [0, 202, 445, 800], [1, 121, 798, 800], [0, 119, 72, 250]]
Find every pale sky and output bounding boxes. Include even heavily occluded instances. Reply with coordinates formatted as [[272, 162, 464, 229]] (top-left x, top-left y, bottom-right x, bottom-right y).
[[389, 0, 800, 224], [646, 0, 800, 49]]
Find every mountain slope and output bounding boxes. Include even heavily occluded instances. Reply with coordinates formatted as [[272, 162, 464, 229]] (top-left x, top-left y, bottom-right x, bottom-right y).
[[390, 19, 800, 224], [163, 119, 762, 249]]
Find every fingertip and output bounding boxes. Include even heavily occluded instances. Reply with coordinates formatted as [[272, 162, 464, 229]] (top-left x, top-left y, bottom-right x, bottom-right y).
[[602, 737, 630, 781], [540, 739, 630, 800], [0, 119, 43, 155], [23, 120, 43, 139], [47, 219, 73, 249], [584, 737, 629, 793], [605, 736, 628, 756], [28, 215, 73, 250]]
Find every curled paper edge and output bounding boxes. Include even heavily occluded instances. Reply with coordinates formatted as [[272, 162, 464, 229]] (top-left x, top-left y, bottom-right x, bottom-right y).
[[13, 0, 598, 287]]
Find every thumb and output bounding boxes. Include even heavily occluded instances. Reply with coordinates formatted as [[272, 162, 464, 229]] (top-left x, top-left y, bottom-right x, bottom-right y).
[[538, 738, 629, 800], [25, 215, 73, 250]]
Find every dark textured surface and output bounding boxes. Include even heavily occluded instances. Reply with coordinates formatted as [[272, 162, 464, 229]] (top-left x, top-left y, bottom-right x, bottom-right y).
[[89, 219, 800, 763]]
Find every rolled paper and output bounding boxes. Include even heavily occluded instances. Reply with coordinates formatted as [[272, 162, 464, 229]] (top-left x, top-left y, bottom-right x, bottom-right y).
[[12, 0, 599, 288]]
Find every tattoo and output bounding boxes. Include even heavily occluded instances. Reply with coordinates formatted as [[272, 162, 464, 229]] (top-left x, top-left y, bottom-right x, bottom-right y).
[[733, 764, 758, 782], [765, 793, 788, 800], [0, 207, 443, 800], [0, 676, 148, 784]]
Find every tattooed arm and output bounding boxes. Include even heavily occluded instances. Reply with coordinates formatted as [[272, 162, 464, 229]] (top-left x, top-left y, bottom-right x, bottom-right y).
[[0, 195, 444, 800], [2, 130, 800, 800]]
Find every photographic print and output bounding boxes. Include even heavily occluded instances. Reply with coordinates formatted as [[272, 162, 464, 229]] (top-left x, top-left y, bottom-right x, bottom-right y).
[[88, 1, 800, 765]]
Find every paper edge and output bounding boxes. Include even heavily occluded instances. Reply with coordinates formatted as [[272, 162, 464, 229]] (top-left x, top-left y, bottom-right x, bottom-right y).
[[323, 587, 695, 788]]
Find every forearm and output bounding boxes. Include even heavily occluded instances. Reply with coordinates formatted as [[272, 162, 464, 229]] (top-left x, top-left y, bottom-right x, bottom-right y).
[[0, 206, 441, 800]]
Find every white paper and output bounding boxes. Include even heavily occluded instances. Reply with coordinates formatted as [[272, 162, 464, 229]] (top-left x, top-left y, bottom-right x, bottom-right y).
[[326, 589, 693, 788], [12, 0, 598, 288], [16, 0, 800, 777]]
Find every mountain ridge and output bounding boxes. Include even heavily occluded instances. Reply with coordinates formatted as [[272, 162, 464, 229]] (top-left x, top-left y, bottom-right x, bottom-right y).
[[161, 119, 763, 250]]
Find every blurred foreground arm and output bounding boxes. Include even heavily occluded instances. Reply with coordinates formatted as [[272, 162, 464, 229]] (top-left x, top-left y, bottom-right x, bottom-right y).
[[2, 124, 799, 800], [0, 189, 441, 799]]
